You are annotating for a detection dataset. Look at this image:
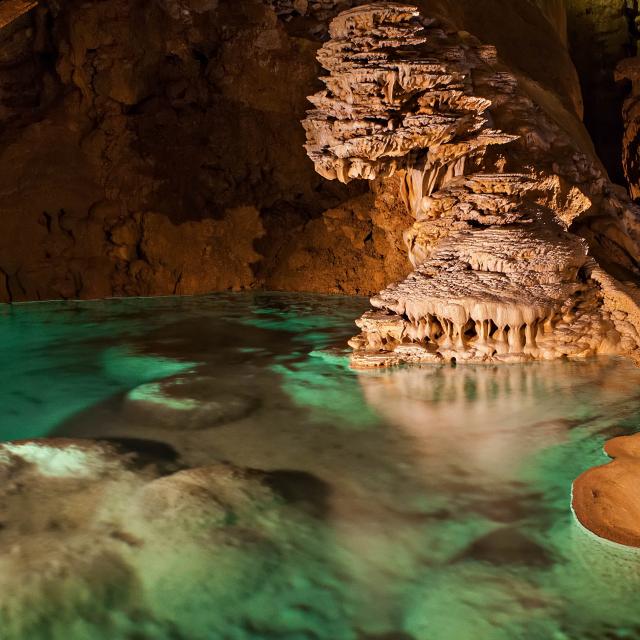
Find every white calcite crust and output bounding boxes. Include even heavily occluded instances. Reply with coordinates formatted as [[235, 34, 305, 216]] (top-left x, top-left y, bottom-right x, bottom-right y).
[[362, 225, 613, 363]]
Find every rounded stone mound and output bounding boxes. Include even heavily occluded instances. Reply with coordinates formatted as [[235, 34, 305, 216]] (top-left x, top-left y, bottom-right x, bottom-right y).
[[572, 433, 640, 547]]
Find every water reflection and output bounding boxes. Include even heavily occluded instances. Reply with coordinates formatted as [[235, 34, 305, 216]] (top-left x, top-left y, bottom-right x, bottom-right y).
[[355, 359, 640, 639], [3, 295, 640, 638], [357, 360, 640, 485]]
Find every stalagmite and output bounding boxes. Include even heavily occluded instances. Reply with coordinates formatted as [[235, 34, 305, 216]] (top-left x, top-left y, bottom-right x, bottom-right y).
[[303, 2, 640, 368]]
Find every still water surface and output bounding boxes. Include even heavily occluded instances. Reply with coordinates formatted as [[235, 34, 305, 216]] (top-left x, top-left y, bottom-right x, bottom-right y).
[[2, 293, 640, 639]]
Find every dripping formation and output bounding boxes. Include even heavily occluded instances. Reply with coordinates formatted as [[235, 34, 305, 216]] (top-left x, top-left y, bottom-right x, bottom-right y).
[[303, 2, 640, 367]]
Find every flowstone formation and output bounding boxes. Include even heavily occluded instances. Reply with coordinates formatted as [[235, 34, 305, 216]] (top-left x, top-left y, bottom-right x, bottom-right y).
[[303, 2, 640, 367]]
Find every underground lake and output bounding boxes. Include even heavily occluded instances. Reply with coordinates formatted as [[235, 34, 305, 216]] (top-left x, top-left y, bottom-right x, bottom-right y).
[[1, 292, 640, 639]]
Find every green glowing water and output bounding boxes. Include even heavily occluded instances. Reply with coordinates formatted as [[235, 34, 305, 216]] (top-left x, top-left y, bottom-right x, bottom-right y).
[[2, 293, 640, 639], [0, 299, 196, 441]]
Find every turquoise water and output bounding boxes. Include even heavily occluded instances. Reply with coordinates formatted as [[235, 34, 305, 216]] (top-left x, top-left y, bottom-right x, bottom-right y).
[[2, 293, 640, 639]]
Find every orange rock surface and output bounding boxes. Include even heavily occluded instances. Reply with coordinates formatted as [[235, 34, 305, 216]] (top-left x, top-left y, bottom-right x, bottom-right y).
[[0, 0, 36, 30], [572, 433, 640, 547]]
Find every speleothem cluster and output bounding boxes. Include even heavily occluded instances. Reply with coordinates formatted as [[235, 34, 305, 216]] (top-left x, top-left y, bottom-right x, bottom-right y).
[[303, 2, 640, 367]]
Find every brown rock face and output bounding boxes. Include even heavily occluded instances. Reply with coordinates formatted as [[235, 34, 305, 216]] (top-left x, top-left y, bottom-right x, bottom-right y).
[[616, 56, 640, 202], [565, 0, 632, 184], [0, 0, 36, 31], [0, 0, 396, 302], [0, 0, 631, 303], [303, 2, 640, 367], [572, 433, 640, 547]]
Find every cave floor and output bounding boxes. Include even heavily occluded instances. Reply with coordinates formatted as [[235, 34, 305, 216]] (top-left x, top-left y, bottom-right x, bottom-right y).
[[2, 293, 640, 639]]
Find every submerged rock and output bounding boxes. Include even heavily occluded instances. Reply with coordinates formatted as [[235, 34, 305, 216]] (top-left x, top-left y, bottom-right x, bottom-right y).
[[453, 526, 554, 567], [0, 438, 305, 639], [124, 376, 259, 429]]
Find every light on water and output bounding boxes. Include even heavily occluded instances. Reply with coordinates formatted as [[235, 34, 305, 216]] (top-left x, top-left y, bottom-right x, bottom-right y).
[[2, 293, 640, 639]]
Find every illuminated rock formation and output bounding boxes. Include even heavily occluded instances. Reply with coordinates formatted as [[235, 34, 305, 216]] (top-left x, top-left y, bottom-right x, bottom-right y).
[[303, 2, 640, 367], [353, 224, 616, 365], [302, 3, 513, 187]]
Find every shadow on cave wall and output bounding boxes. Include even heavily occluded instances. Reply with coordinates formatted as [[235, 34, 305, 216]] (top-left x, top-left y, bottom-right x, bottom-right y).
[[566, 0, 638, 186]]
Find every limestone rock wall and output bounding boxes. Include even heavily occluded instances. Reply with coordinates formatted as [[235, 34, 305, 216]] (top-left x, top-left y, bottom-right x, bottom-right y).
[[0, 0, 388, 301], [0, 0, 634, 303], [533, 0, 569, 45], [616, 56, 640, 200]]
